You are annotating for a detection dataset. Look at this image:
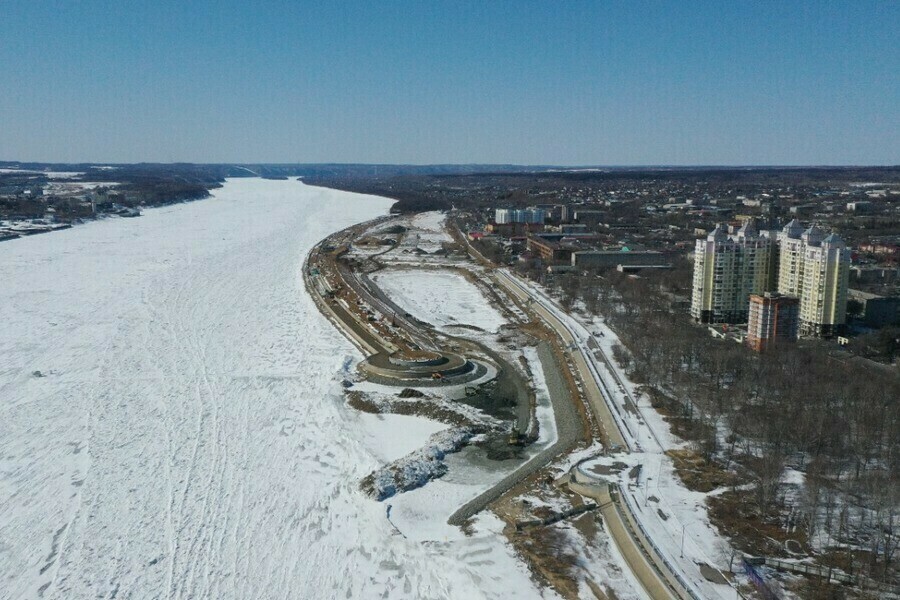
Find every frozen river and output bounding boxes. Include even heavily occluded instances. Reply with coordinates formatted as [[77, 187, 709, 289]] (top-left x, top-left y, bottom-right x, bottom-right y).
[[0, 179, 549, 599]]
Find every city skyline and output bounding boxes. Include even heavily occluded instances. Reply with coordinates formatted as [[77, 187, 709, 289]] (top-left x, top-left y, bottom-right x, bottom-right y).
[[1, 1, 898, 165]]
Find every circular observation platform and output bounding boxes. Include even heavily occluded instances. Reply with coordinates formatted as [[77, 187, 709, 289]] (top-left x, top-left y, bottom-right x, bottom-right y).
[[359, 351, 488, 387]]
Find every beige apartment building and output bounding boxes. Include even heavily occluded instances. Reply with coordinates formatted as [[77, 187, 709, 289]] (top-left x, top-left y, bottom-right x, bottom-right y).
[[692, 219, 850, 336], [777, 221, 851, 336], [690, 220, 775, 323]]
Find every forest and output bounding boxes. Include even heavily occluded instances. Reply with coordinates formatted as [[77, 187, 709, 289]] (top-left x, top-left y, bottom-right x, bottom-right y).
[[537, 261, 899, 588]]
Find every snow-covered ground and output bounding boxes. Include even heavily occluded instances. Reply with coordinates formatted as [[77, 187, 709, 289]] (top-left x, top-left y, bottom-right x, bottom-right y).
[[0, 168, 85, 178], [372, 269, 507, 334], [0, 178, 552, 600], [406, 211, 452, 252], [503, 272, 740, 599], [44, 181, 120, 192], [385, 345, 561, 542], [352, 211, 472, 268]]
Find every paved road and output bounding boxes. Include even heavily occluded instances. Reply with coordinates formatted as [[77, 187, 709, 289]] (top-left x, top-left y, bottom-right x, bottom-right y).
[[434, 220, 726, 599], [492, 270, 708, 600], [317, 216, 697, 600], [305, 244, 386, 356], [494, 271, 628, 449], [447, 342, 585, 525], [311, 218, 587, 525], [569, 479, 678, 600], [340, 261, 438, 353]]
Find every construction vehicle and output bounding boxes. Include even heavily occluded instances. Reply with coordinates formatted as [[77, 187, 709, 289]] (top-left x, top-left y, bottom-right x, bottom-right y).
[[507, 427, 525, 446]]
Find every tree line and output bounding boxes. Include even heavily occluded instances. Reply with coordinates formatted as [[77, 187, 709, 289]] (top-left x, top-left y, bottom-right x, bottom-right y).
[[529, 260, 899, 584]]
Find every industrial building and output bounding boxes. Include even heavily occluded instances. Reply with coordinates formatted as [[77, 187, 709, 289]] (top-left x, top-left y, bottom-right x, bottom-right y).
[[572, 209, 604, 225], [848, 289, 900, 328], [485, 221, 543, 237], [559, 223, 589, 234], [525, 233, 601, 263], [571, 249, 668, 270]]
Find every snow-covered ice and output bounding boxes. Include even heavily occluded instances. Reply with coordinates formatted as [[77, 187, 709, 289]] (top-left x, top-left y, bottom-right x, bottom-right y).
[[353, 412, 448, 463], [0, 168, 85, 179], [0, 178, 551, 599]]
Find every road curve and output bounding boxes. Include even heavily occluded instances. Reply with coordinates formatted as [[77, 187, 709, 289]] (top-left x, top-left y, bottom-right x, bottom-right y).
[[492, 270, 708, 600], [450, 224, 688, 598], [447, 342, 585, 525]]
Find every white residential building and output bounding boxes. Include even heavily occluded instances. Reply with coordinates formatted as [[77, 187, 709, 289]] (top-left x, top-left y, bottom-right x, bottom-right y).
[[690, 220, 775, 323], [776, 219, 806, 296], [691, 219, 851, 336], [777, 220, 851, 336], [494, 207, 545, 225]]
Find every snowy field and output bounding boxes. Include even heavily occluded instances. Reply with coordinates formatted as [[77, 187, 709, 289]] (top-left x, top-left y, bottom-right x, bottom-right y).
[[385, 344, 560, 543], [371, 269, 507, 333], [0, 178, 552, 600], [406, 211, 451, 253]]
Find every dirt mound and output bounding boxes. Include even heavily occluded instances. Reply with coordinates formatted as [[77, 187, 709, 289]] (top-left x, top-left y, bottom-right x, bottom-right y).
[[665, 448, 742, 493]]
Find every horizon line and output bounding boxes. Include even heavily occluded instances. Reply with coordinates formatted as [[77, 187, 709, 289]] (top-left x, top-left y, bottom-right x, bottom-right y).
[[2, 160, 899, 170]]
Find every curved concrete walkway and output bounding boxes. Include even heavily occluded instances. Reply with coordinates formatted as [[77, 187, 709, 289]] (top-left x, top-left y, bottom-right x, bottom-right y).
[[448, 342, 585, 524]]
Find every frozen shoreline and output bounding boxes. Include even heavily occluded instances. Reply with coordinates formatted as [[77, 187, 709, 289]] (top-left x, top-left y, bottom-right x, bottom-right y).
[[0, 178, 551, 600]]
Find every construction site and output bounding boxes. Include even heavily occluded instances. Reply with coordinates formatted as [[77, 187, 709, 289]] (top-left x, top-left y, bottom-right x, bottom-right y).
[[305, 210, 805, 600]]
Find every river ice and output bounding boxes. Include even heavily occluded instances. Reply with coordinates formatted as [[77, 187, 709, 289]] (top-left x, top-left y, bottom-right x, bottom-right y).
[[0, 178, 551, 600]]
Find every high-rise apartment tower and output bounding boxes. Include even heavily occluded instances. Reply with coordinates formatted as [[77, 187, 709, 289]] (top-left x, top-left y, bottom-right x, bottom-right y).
[[777, 220, 851, 336], [690, 220, 775, 323]]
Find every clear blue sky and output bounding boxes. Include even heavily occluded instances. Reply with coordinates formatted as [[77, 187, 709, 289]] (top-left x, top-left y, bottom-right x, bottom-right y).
[[1, 1, 897, 165]]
